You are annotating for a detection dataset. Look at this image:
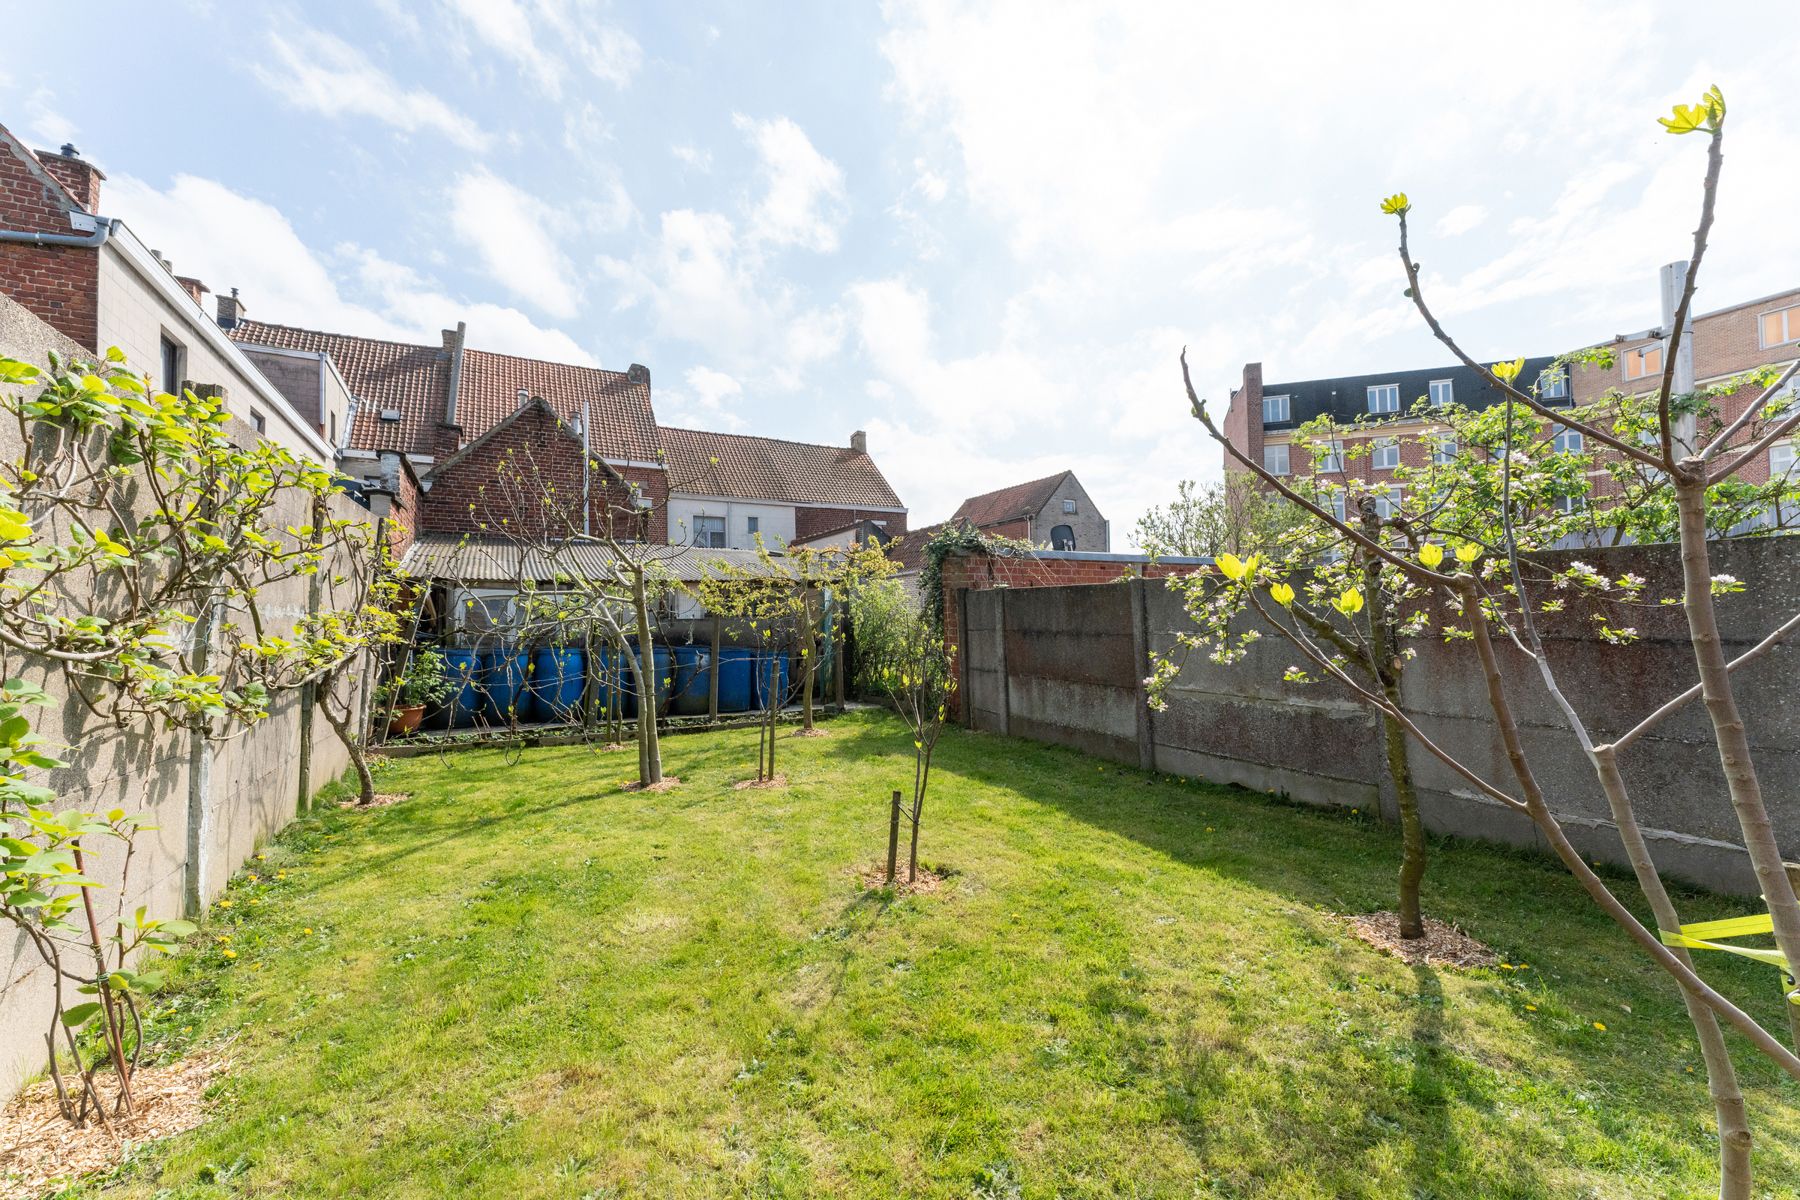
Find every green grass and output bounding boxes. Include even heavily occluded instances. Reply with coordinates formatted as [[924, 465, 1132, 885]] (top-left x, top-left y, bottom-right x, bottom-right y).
[[65, 711, 1800, 1199]]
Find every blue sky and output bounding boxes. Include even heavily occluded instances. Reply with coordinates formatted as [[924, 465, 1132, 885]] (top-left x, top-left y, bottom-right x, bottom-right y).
[[5, 2, 1799, 543]]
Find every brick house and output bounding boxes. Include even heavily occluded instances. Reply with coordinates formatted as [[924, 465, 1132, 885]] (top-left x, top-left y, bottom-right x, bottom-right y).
[[0, 125, 335, 462], [948, 471, 1109, 551], [1223, 277, 1800, 521]]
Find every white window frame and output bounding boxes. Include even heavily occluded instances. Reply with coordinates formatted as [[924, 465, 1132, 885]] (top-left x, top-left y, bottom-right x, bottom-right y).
[[1759, 305, 1800, 349], [1623, 344, 1663, 381], [1428, 379, 1454, 407], [1262, 393, 1291, 424], [1539, 367, 1568, 400], [692, 514, 727, 548], [1314, 440, 1345, 474], [1329, 489, 1346, 524], [1552, 424, 1584, 455], [1367, 383, 1400, 414], [1773, 439, 1797, 480], [1062, 498, 1077, 514], [1432, 435, 1457, 465], [746, 515, 760, 538], [1263, 443, 1290, 476], [1372, 437, 1400, 471], [1375, 486, 1403, 520]]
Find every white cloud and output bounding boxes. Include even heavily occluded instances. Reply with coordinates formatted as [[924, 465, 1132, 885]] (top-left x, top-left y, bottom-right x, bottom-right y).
[[105, 173, 593, 365], [1435, 204, 1488, 237], [441, 0, 641, 95], [22, 87, 76, 149], [254, 27, 489, 150], [448, 169, 583, 318], [733, 114, 848, 252], [662, 365, 747, 431], [672, 144, 713, 172]]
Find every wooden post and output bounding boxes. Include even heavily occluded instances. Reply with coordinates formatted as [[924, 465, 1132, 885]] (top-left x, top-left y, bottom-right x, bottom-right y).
[[887, 790, 902, 884], [908, 794, 922, 883], [832, 604, 846, 714], [708, 614, 722, 724]]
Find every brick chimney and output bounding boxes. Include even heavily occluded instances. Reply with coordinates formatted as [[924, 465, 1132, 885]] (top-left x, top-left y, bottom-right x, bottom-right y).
[[850, 430, 867, 454], [175, 276, 208, 307], [627, 363, 650, 386], [36, 143, 104, 213], [216, 288, 246, 330]]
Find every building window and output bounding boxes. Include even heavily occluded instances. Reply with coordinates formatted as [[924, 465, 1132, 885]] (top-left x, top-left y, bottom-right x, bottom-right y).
[[1376, 486, 1403, 520], [329, 412, 338, 445], [1329, 490, 1346, 524], [1552, 424, 1584, 455], [1062, 498, 1077, 514], [159, 334, 183, 397], [1432, 435, 1457, 465], [1539, 368, 1568, 400], [1555, 493, 1587, 514], [1372, 438, 1400, 470], [1262, 393, 1290, 424], [1760, 305, 1800, 348], [1623, 344, 1663, 381], [746, 515, 760, 539], [1050, 524, 1076, 550], [692, 515, 726, 548], [250, 409, 267, 434], [1367, 383, 1400, 414], [1428, 379, 1454, 407], [1263, 444, 1290, 476], [1773, 439, 1797, 479], [1315, 440, 1344, 474]]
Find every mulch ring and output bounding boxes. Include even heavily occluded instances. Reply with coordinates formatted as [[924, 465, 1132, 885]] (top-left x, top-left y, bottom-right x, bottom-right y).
[[0, 1051, 226, 1200], [1345, 911, 1499, 969], [622, 777, 682, 792], [792, 728, 830, 739], [857, 862, 947, 895], [732, 775, 788, 790], [340, 792, 409, 809]]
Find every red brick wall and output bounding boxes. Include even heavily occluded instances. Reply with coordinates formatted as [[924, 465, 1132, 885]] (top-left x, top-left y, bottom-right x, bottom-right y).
[[937, 550, 1200, 714], [793, 505, 909, 540], [0, 136, 98, 348], [1223, 362, 1263, 478], [419, 405, 671, 542]]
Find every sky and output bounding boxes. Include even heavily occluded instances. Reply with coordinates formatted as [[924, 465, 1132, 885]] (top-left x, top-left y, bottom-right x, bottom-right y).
[[5, 2, 1799, 546]]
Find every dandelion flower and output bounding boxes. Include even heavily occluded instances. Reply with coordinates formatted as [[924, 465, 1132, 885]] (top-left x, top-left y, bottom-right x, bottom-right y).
[[1593, 1021, 1607, 1031], [222, 949, 237, 959]]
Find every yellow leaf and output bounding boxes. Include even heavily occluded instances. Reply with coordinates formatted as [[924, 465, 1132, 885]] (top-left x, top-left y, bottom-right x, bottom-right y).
[[1455, 542, 1480, 564], [1379, 192, 1410, 216], [1419, 543, 1444, 568], [1217, 553, 1246, 581], [1332, 588, 1364, 616], [1269, 582, 1294, 606], [1490, 357, 1525, 384]]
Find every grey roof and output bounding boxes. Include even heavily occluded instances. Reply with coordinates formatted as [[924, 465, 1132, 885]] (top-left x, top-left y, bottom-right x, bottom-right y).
[[401, 533, 784, 584]]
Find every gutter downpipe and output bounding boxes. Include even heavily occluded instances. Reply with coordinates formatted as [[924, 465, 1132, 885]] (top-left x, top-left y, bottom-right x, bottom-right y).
[[0, 216, 121, 248], [581, 399, 593, 536]]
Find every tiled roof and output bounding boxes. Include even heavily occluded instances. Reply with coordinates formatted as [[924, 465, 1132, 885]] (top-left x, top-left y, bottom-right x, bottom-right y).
[[661, 427, 904, 509], [231, 322, 449, 455], [459, 349, 659, 464], [230, 321, 658, 463], [951, 472, 1072, 528]]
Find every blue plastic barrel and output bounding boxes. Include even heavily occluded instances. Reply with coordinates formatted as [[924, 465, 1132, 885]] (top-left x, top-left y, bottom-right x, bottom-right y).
[[671, 645, 712, 716], [531, 647, 585, 723], [439, 648, 481, 728], [715, 647, 754, 713], [751, 649, 790, 710], [481, 649, 529, 723], [617, 645, 673, 718]]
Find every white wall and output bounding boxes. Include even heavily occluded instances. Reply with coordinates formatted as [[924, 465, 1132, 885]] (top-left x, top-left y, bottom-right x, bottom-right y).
[[96, 231, 329, 463], [666, 493, 795, 550]]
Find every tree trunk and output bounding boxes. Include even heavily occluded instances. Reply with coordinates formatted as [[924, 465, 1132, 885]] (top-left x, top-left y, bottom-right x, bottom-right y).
[[708, 615, 721, 724], [1674, 476, 1800, 1051], [1359, 499, 1426, 938], [887, 789, 902, 885], [630, 571, 663, 785], [801, 590, 819, 731], [317, 680, 375, 805]]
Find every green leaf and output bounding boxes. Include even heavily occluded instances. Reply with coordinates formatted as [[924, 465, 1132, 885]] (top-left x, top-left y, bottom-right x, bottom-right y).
[[61, 1001, 102, 1028]]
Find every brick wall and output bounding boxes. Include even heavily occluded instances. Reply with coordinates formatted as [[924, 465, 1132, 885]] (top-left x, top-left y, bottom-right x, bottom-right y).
[[793, 504, 908, 540], [419, 403, 671, 543], [0, 134, 98, 347]]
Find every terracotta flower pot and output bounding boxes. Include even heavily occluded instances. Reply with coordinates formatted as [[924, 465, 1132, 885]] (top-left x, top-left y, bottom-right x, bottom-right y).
[[389, 704, 426, 735]]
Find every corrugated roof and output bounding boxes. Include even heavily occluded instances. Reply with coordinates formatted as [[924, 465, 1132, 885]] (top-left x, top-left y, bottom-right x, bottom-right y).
[[661, 427, 904, 509], [401, 533, 785, 584], [951, 472, 1071, 528], [230, 323, 659, 464], [231, 321, 448, 454]]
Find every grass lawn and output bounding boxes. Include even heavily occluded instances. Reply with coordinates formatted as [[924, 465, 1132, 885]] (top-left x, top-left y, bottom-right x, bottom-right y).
[[63, 711, 1800, 1199]]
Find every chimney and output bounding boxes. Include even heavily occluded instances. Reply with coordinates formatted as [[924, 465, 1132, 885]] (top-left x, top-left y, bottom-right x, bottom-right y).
[[175, 276, 208, 307], [216, 287, 246, 330], [443, 321, 467, 426], [517, 388, 530, 408], [37, 143, 105, 213], [850, 430, 867, 454], [627, 363, 650, 386]]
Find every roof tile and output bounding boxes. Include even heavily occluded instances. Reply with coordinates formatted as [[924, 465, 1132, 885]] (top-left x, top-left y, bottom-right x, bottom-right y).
[[951, 472, 1071, 528], [661, 427, 903, 509]]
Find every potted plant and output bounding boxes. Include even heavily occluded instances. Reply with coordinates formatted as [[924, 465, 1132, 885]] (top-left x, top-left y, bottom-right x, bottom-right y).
[[382, 649, 456, 735]]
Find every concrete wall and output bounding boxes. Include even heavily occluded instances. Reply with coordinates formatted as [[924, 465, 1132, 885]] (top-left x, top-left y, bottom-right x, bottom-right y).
[[958, 538, 1800, 895], [0, 293, 365, 1099], [666, 494, 796, 550]]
